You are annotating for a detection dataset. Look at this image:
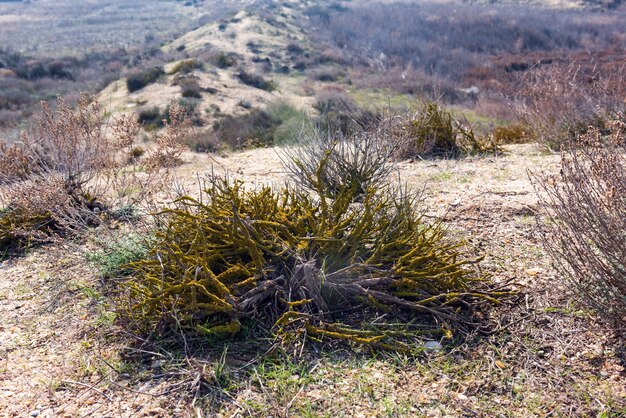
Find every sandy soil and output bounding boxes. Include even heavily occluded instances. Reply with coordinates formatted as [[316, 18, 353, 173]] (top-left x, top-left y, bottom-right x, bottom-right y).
[[1, 144, 624, 417]]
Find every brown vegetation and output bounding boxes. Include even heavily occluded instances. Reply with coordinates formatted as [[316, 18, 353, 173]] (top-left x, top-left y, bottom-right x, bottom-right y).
[[0, 96, 191, 252], [514, 60, 626, 148], [536, 120, 626, 328]]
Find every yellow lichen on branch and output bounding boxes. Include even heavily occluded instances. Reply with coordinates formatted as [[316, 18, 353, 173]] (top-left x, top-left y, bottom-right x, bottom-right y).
[[119, 174, 512, 351]]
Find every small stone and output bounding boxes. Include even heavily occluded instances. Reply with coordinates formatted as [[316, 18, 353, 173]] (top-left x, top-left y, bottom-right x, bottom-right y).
[[30, 410, 40, 417], [151, 360, 165, 369], [423, 341, 443, 351]]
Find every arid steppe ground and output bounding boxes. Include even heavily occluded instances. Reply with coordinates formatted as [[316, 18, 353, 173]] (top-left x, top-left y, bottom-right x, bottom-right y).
[[1, 144, 624, 417]]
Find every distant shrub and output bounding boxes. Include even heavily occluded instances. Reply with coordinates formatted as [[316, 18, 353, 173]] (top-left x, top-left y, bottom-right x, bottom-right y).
[[0, 78, 33, 110], [211, 52, 237, 69], [178, 78, 203, 99], [212, 103, 307, 149], [292, 60, 307, 71], [491, 123, 532, 144], [268, 103, 309, 145], [286, 42, 305, 55], [0, 109, 24, 128], [163, 97, 203, 126], [169, 59, 201, 75], [128, 146, 145, 162], [186, 131, 221, 153], [307, 67, 345, 82], [237, 70, 275, 91], [313, 86, 357, 115], [536, 121, 626, 329], [137, 106, 163, 128], [47, 61, 74, 80], [313, 86, 377, 135], [400, 101, 501, 158], [276, 65, 290, 74], [126, 66, 164, 93], [213, 108, 279, 149], [246, 41, 262, 54], [251, 56, 272, 73], [144, 100, 192, 168]]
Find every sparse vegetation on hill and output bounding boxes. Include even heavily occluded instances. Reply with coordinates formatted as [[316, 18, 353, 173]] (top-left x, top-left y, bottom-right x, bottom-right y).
[[237, 70, 275, 91], [307, 2, 626, 82], [126, 66, 165, 93]]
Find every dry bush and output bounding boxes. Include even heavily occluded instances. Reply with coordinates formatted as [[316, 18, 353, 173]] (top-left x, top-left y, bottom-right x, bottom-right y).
[[126, 66, 165, 93], [178, 78, 203, 99], [0, 96, 117, 247], [514, 60, 625, 149], [491, 123, 532, 145], [211, 103, 308, 150], [237, 70, 275, 91], [0, 96, 179, 252], [144, 101, 192, 168], [0, 96, 116, 196], [120, 173, 511, 352], [212, 108, 279, 150], [313, 86, 377, 135], [398, 101, 501, 158], [169, 59, 202, 75], [137, 106, 163, 129], [536, 121, 626, 328]]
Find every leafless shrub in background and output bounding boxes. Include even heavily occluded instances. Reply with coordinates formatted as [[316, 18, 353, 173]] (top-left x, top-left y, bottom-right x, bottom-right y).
[[536, 120, 626, 328], [145, 100, 192, 169], [514, 60, 626, 149], [306, 2, 626, 81], [313, 85, 379, 135]]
